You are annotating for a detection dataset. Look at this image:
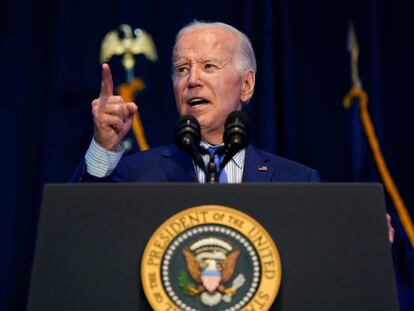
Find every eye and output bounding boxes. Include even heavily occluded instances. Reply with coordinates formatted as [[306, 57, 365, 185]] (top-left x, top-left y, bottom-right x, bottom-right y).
[[175, 65, 190, 75], [204, 63, 217, 71]]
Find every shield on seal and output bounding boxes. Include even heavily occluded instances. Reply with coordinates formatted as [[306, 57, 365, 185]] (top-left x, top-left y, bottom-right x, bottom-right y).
[[201, 270, 221, 292]]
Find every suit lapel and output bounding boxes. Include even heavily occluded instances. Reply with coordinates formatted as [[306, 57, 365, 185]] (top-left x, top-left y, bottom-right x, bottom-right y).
[[242, 144, 274, 182], [159, 145, 198, 182], [157, 144, 273, 183]]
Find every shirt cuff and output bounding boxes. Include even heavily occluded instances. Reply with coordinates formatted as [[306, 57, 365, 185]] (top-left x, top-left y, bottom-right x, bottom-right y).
[[85, 139, 126, 177]]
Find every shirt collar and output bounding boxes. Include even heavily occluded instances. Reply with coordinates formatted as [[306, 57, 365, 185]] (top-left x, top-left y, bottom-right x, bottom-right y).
[[199, 140, 245, 169]]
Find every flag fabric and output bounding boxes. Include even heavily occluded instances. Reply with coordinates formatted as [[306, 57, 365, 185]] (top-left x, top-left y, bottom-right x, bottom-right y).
[[344, 87, 414, 311]]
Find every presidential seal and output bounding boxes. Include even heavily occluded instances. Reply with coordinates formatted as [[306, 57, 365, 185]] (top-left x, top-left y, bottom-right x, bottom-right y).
[[141, 205, 281, 311]]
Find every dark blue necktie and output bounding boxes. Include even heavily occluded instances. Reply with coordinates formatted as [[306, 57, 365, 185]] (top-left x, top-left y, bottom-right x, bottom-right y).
[[208, 146, 227, 183]]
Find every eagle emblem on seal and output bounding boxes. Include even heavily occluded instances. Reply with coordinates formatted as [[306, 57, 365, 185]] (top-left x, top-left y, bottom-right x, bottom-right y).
[[179, 237, 246, 307]]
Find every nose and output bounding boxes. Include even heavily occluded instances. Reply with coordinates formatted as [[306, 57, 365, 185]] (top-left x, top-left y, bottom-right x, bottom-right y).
[[188, 66, 203, 88]]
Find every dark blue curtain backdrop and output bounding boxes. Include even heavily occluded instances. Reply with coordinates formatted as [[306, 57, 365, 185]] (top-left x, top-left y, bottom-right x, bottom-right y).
[[1, 0, 413, 310]]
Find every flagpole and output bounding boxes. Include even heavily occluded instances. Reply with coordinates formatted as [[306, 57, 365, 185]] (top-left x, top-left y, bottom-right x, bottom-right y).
[[343, 87, 414, 248], [344, 23, 414, 247], [118, 80, 150, 151]]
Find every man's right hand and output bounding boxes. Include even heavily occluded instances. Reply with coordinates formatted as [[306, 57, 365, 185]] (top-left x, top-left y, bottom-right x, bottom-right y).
[[91, 64, 137, 151]]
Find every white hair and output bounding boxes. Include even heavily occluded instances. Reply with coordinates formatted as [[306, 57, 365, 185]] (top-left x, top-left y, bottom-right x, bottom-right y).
[[173, 20, 257, 74]]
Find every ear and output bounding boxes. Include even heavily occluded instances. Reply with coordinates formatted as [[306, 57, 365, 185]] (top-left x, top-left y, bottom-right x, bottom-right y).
[[240, 70, 256, 103]]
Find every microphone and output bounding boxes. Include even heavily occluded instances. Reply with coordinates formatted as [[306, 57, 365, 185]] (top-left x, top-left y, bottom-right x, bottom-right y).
[[174, 115, 206, 171], [221, 111, 250, 169]]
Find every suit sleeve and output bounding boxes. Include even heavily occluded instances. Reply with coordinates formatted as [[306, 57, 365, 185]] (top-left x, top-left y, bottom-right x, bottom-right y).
[[308, 169, 321, 182], [69, 157, 131, 183]]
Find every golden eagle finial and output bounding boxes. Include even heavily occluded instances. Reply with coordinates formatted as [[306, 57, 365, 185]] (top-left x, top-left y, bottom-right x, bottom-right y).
[[100, 24, 158, 82]]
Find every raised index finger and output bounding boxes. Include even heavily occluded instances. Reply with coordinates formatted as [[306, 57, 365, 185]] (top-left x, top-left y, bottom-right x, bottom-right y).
[[99, 63, 113, 98]]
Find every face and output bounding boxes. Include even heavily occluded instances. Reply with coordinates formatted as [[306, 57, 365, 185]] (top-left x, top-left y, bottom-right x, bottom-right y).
[[172, 28, 254, 144]]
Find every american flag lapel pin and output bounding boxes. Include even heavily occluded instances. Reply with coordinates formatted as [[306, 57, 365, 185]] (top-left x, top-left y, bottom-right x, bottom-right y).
[[257, 165, 268, 172]]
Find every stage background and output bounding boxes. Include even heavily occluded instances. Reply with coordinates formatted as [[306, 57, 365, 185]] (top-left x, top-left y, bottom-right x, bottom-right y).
[[1, 0, 413, 310]]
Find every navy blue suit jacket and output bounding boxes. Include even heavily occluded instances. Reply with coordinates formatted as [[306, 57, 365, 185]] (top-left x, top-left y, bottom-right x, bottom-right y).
[[70, 143, 319, 183]]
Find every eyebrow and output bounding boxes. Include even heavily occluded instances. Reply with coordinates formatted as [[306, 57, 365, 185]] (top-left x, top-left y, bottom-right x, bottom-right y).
[[173, 58, 224, 66], [203, 58, 220, 63]]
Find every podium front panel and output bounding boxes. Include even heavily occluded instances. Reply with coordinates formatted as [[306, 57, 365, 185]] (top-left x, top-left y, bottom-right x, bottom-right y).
[[27, 183, 398, 311]]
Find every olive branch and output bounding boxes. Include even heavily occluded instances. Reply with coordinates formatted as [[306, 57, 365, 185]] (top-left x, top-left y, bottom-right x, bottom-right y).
[[178, 271, 196, 296]]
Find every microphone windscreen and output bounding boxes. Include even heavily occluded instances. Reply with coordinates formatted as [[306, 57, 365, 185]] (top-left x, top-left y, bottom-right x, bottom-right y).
[[174, 115, 201, 149], [224, 111, 250, 148], [224, 111, 250, 130]]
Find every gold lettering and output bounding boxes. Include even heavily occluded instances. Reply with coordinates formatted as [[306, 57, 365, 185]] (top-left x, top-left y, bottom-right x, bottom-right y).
[[200, 211, 208, 223], [188, 211, 208, 225], [213, 212, 225, 221], [154, 292, 163, 303], [153, 239, 164, 250], [169, 221, 183, 234], [227, 215, 244, 228], [247, 227, 277, 279], [178, 216, 190, 230], [148, 272, 157, 289], [245, 291, 270, 310], [159, 231, 171, 247], [259, 247, 272, 258], [257, 290, 270, 301], [147, 249, 162, 266], [252, 234, 267, 248], [263, 259, 275, 279], [187, 213, 200, 225], [168, 212, 210, 236], [164, 227, 174, 239], [248, 226, 257, 236], [253, 297, 266, 309], [248, 227, 270, 257], [164, 302, 179, 311]]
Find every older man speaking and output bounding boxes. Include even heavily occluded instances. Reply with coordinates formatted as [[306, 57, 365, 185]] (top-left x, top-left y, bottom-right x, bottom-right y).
[[70, 21, 319, 183]]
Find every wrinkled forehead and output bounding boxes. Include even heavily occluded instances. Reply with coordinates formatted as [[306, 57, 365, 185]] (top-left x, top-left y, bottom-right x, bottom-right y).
[[173, 28, 238, 62]]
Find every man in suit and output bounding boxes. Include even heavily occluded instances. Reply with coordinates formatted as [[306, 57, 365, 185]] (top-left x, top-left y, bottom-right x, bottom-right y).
[[70, 21, 319, 183]]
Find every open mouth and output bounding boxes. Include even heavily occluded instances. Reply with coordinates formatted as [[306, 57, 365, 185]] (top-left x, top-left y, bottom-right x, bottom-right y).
[[188, 98, 210, 107]]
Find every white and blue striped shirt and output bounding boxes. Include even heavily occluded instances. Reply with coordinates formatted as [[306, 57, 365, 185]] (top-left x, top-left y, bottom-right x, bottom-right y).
[[85, 139, 245, 183], [195, 141, 245, 183]]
